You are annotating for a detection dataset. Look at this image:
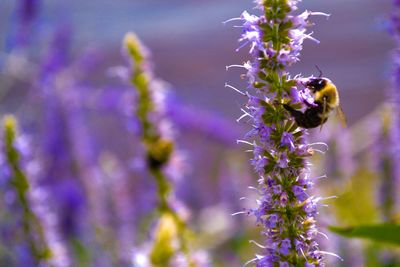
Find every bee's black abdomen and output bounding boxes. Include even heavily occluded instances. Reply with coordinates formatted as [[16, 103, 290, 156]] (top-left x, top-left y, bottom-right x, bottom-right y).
[[300, 106, 327, 128], [283, 103, 327, 129]]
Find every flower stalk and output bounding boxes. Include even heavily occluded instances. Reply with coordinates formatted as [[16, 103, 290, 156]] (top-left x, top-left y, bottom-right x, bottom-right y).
[[2, 115, 52, 265], [124, 33, 194, 266], [229, 0, 332, 266]]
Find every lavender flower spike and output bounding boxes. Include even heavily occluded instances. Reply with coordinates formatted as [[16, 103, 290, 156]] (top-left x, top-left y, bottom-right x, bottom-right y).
[[124, 33, 205, 267], [228, 1, 333, 266]]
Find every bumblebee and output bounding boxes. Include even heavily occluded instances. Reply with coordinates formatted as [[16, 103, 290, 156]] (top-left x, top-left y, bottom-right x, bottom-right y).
[[283, 77, 347, 129]]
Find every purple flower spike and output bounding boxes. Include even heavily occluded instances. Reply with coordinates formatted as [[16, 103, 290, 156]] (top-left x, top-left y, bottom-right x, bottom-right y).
[[227, 0, 335, 266]]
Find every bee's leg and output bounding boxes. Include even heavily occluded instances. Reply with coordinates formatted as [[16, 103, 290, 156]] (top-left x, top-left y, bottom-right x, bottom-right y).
[[283, 104, 308, 127], [283, 104, 324, 129], [283, 104, 303, 117]]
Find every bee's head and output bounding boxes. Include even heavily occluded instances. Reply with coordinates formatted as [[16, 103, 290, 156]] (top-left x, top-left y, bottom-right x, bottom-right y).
[[306, 78, 327, 93]]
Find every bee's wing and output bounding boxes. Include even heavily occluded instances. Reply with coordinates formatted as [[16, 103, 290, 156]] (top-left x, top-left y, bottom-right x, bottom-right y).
[[336, 105, 347, 128]]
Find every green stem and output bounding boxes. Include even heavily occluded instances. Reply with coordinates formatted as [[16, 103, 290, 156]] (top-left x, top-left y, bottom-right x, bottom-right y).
[[124, 33, 193, 265], [3, 116, 51, 264], [150, 168, 191, 261]]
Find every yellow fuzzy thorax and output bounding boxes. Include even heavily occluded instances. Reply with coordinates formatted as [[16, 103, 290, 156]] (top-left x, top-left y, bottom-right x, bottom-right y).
[[314, 82, 339, 108]]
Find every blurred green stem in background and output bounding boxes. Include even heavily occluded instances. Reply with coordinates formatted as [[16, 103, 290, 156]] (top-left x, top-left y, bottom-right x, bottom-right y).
[[3, 115, 52, 264], [124, 33, 194, 267]]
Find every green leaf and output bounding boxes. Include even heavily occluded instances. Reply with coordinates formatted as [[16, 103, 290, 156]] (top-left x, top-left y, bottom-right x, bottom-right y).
[[328, 224, 400, 246], [330, 168, 379, 225]]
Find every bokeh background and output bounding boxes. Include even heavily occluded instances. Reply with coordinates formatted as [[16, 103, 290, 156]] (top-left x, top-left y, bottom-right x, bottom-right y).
[[0, 0, 399, 266]]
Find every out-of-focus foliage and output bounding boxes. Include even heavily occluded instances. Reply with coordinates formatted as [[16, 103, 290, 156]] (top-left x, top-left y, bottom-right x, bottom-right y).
[[329, 224, 400, 246], [332, 168, 379, 225]]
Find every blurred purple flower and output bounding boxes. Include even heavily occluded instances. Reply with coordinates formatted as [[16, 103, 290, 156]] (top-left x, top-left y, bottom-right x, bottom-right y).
[[39, 24, 142, 266], [40, 24, 72, 83], [166, 95, 241, 147], [18, 0, 39, 24], [14, 0, 40, 47], [373, 0, 400, 222], [38, 26, 87, 242], [388, 0, 400, 219]]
